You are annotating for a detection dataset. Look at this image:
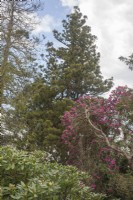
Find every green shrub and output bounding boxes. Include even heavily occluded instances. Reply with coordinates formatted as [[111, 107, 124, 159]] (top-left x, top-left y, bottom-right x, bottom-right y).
[[0, 146, 104, 200], [109, 173, 133, 200]]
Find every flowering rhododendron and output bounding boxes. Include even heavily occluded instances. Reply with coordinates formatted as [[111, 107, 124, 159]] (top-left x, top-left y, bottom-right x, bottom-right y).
[[61, 86, 133, 197], [61, 86, 133, 171]]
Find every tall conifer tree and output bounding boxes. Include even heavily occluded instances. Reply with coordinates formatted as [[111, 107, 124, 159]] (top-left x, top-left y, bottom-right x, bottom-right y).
[[0, 0, 40, 103], [0, 0, 41, 143], [44, 6, 113, 100]]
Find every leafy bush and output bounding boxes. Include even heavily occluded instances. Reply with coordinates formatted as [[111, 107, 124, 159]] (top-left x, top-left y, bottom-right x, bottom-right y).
[[109, 173, 133, 200], [0, 146, 104, 200]]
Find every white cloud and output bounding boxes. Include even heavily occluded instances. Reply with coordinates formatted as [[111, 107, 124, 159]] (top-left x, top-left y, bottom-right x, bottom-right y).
[[33, 14, 55, 33], [60, 0, 79, 7], [60, 0, 133, 88]]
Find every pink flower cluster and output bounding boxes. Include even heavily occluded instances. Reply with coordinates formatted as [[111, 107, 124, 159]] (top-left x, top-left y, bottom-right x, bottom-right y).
[[61, 86, 133, 168], [62, 86, 132, 145]]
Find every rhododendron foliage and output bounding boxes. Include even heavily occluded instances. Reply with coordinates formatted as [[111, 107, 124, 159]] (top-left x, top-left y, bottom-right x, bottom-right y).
[[61, 86, 133, 170]]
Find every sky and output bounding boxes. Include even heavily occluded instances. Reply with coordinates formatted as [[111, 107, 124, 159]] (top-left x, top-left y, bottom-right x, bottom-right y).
[[34, 0, 133, 90]]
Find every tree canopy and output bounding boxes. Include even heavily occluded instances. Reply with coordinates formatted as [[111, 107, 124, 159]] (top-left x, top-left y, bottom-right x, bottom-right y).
[[43, 6, 113, 100]]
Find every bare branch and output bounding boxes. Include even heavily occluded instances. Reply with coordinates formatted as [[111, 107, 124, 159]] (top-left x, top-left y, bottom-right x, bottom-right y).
[[84, 108, 133, 167]]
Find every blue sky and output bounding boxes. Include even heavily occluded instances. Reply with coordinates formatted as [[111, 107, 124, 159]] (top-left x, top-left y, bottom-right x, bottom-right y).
[[39, 0, 69, 18], [33, 0, 133, 91]]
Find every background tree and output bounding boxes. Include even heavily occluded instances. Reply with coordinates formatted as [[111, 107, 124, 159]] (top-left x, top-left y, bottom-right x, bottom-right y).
[[6, 79, 73, 163], [0, 0, 41, 143], [0, 0, 41, 103], [44, 6, 113, 100]]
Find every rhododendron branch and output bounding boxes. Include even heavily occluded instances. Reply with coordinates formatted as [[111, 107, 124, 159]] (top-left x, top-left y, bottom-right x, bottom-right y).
[[85, 108, 132, 165]]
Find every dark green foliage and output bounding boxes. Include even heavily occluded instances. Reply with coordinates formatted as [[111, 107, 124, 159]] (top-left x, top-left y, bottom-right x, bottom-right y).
[[44, 6, 113, 99], [7, 79, 73, 162]]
